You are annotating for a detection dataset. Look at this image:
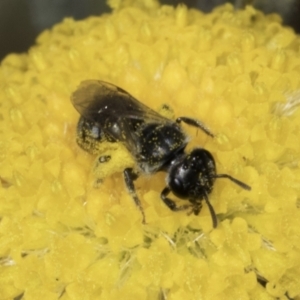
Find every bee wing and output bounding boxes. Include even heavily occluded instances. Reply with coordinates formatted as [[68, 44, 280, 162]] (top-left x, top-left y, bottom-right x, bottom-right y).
[[71, 80, 172, 152], [71, 80, 119, 121], [71, 80, 168, 123]]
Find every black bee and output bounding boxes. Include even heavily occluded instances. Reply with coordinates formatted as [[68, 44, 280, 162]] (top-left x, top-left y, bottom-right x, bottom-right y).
[[71, 80, 251, 227]]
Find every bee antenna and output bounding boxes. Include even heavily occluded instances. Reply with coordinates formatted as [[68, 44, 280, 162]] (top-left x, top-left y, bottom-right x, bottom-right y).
[[203, 193, 218, 228], [214, 174, 251, 191]]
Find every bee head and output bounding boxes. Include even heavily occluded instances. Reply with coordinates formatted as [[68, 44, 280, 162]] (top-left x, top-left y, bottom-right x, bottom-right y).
[[167, 148, 217, 200]]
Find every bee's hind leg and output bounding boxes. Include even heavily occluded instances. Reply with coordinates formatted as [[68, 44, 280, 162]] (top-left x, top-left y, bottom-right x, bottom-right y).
[[92, 155, 112, 188]]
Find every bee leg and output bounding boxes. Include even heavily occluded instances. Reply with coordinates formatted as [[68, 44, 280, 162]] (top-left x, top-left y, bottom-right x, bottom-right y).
[[160, 187, 191, 211], [176, 117, 214, 137], [123, 168, 146, 224]]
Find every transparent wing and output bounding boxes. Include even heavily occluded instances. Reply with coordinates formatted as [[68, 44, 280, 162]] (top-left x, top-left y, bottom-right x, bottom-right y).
[[71, 80, 173, 152], [71, 80, 169, 123]]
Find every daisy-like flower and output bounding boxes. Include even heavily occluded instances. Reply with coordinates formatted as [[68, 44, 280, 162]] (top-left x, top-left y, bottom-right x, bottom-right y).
[[0, 1, 300, 299]]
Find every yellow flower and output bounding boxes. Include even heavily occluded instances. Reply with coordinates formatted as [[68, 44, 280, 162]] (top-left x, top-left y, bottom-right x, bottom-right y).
[[1, 1, 300, 299]]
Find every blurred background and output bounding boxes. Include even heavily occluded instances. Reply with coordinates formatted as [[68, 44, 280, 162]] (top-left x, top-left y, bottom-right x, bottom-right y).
[[1, 0, 300, 61]]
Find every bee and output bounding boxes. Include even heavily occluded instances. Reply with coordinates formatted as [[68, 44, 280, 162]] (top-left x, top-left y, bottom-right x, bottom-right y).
[[71, 80, 251, 227]]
